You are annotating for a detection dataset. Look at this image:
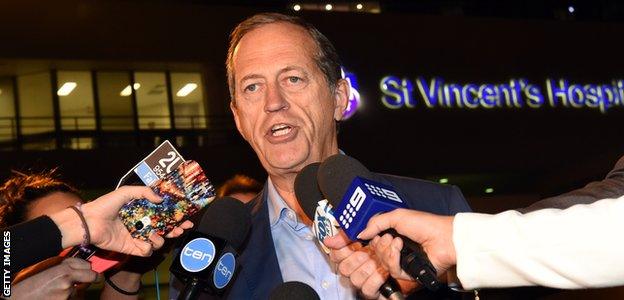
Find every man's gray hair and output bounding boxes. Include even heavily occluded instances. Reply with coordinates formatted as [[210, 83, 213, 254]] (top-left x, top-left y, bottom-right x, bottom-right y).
[[226, 13, 342, 103]]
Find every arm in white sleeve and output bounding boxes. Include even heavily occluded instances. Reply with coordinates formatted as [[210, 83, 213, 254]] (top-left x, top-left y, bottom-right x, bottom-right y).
[[453, 195, 624, 290]]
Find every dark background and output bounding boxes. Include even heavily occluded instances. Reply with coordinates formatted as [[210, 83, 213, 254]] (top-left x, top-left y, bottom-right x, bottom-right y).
[[1, 1, 624, 297]]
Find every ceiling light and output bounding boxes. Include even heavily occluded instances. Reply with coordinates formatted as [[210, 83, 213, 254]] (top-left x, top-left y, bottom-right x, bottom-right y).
[[356, 3, 363, 10], [120, 83, 141, 96], [57, 82, 77, 96], [293, 4, 301, 11], [568, 6, 575, 13], [439, 178, 448, 184], [485, 187, 494, 194], [176, 83, 198, 97], [325, 4, 333, 11]]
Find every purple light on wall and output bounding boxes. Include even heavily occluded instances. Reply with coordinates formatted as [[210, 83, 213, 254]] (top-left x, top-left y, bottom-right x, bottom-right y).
[[342, 67, 360, 120]]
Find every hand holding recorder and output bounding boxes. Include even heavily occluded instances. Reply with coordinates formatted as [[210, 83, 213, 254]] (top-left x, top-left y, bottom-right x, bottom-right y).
[[50, 185, 193, 257]]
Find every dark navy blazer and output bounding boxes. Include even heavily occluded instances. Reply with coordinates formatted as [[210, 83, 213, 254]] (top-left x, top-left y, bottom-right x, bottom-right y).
[[212, 174, 471, 299]]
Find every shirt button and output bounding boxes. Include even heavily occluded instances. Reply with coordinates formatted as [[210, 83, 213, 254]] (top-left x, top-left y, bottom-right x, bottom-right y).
[[287, 211, 295, 220], [305, 234, 314, 240], [321, 280, 330, 289]]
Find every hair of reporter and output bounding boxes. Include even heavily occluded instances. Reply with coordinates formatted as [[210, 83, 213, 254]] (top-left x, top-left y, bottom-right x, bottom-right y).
[[0, 169, 80, 228], [226, 12, 342, 103], [217, 174, 262, 198]]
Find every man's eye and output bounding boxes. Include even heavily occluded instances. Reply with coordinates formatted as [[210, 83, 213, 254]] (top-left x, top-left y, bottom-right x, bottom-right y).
[[288, 76, 301, 84], [244, 84, 257, 92]]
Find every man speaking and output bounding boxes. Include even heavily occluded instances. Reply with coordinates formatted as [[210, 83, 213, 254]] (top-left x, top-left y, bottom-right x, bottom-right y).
[[219, 12, 471, 299]]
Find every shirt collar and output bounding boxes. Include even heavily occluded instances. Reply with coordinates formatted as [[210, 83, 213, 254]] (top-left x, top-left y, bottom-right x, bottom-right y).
[[266, 177, 294, 228]]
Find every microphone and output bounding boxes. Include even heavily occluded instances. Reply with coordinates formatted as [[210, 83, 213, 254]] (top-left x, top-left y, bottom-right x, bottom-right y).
[[317, 154, 440, 291], [169, 197, 251, 300], [294, 162, 404, 300], [269, 281, 320, 300]]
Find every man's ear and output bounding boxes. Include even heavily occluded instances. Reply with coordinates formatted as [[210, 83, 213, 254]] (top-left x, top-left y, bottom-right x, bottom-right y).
[[333, 79, 350, 121], [230, 101, 248, 141]]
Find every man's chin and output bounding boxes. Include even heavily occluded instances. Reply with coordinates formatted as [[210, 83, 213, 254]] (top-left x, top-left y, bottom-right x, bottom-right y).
[[264, 153, 310, 175]]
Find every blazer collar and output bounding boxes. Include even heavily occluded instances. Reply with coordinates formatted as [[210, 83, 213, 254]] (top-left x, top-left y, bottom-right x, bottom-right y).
[[238, 185, 283, 298]]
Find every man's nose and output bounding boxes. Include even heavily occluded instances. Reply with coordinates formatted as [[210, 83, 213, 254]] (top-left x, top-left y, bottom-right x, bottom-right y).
[[264, 83, 289, 113]]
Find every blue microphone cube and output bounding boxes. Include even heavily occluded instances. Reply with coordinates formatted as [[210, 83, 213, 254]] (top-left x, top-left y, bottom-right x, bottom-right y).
[[332, 176, 408, 240]]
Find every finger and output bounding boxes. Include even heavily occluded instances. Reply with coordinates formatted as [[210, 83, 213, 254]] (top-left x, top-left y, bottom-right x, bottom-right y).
[[149, 233, 165, 249], [379, 237, 410, 280], [329, 245, 353, 265], [370, 235, 380, 248], [164, 227, 184, 238], [62, 257, 92, 270], [359, 266, 387, 299], [338, 251, 371, 277], [348, 258, 379, 288], [323, 230, 351, 249], [115, 186, 163, 207], [132, 240, 154, 257], [378, 233, 394, 249], [179, 220, 194, 230], [358, 210, 403, 240], [68, 268, 98, 283]]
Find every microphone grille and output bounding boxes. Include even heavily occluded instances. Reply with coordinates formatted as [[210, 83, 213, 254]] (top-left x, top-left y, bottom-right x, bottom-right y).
[[197, 196, 251, 249], [317, 154, 371, 207], [294, 162, 323, 220], [269, 281, 320, 300]]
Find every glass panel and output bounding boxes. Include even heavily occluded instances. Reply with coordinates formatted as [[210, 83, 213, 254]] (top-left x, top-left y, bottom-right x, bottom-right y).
[[97, 72, 134, 130], [57, 71, 96, 130], [171, 72, 206, 129], [0, 77, 16, 143], [17, 72, 54, 136], [135, 72, 170, 129]]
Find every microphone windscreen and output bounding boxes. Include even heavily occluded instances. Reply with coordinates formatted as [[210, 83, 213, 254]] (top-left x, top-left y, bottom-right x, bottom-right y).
[[196, 196, 251, 249], [269, 281, 320, 300], [294, 162, 323, 220], [317, 154, 372, 207]]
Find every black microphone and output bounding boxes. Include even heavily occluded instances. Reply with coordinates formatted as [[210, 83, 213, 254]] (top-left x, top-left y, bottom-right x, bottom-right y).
[[269, 281, 320, 300], [317, 154, 440, 291], [294, 162, 405, 300], [170, 197, 251, 300]]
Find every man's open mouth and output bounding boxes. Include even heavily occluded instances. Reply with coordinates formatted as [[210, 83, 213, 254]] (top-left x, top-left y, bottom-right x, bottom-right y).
[[270, 123, 293, 137]]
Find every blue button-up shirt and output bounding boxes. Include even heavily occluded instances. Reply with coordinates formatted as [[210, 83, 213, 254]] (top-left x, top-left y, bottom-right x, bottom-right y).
[[266, 177, 356, 299]]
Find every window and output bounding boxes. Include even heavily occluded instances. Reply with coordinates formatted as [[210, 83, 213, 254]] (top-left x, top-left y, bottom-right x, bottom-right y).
[[57, 71, 96, 130], [0, 77, 16, 143], [135, 72, 170, 129], [18, 72, 54, 135], [171, 72, 206, 129], [97, 72, 135, 130]]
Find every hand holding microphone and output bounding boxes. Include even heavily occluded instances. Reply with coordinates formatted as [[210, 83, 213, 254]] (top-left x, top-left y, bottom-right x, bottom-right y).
[[315, 154, 440, 295], [358, 209, 457, 280], [294, 162, 406, 300]]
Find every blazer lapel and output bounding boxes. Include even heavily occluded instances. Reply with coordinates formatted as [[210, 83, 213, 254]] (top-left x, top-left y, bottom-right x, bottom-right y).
[[237, 187, 283, 298]]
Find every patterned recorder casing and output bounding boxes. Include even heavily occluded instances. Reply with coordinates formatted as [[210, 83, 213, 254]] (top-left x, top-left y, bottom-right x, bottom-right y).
[[119, 160, 215, 241]]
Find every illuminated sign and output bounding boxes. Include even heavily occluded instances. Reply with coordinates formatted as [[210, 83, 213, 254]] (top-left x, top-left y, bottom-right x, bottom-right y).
[[380, 76, 624, 113], [341, 67, 360, 120]]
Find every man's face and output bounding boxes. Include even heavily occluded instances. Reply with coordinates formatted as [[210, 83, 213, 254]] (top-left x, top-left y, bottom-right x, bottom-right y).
[[230, 22, 348, 178]]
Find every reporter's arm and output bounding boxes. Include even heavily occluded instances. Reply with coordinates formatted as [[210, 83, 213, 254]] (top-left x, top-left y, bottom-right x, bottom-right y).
[[454, 196, 624, 289], [6, 216, 64, 274]]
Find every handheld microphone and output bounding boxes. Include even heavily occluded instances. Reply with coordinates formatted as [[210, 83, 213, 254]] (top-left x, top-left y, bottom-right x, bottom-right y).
[[317, 154, 440, 291], [169, 197, 251, 300], [269, 281, 320, 300], [295, 162, 405, 300]]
